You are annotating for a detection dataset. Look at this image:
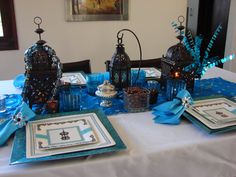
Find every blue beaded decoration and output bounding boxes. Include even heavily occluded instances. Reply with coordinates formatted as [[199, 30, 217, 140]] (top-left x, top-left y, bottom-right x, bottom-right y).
[[181, 24, 235, 78]]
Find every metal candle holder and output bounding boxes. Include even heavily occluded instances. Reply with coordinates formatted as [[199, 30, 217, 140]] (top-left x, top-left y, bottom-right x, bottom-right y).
[[95, 80, 117, 107]]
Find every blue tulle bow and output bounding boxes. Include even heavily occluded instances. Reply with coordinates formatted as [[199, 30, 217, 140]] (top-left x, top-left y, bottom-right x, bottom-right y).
[[0, 102, 35, 146], [152, 90, 193, 125]]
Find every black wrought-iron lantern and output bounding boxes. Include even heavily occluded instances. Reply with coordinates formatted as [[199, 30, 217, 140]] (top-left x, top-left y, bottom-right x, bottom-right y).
[[110, 36, 131, 89], [22, 17, 62, 111], [109, 29, 142, 90], [161, 16, 194, 91]]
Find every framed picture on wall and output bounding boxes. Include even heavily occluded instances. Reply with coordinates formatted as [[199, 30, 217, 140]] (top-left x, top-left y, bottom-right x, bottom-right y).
[[65, 0, 128, 21]]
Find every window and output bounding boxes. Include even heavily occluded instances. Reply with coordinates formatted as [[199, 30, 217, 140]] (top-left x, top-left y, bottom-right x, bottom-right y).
[[0, 0, 18, 50]]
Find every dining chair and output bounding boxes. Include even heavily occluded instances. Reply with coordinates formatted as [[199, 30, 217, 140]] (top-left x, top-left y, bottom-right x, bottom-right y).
[[105, 58, 162, 72], [62, 59, 92, 74]]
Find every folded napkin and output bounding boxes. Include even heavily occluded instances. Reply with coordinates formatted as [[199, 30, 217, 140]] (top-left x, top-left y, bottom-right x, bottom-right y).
[[0, 102, 35, 146], [152, 90, 193, 125]]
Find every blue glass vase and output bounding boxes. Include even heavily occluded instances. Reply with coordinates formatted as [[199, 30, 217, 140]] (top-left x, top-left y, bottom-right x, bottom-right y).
[[166, 79, 186, 100], [59, 85, 81, 112]]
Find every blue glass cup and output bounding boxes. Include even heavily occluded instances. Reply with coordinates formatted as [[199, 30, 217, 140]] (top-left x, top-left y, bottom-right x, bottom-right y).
[[166, 79, 186, 100], [86, 73, 104, 95], [131, 69, 146, 87], [102, 72, 110, 81], [59, 85, 81, 112]]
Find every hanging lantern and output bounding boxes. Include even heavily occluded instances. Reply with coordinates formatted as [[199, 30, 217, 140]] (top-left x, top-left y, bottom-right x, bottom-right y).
[[110, 33, 131, 90], [109, 29, 143, 90]]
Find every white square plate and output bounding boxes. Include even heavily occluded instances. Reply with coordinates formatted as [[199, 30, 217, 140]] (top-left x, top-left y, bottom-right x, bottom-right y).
[[132, 68, 161, 78], [61, 72, 86, 85], [34, 118, 97, 150], [186, 97, 236, 129], [26, 113, 115, 158]]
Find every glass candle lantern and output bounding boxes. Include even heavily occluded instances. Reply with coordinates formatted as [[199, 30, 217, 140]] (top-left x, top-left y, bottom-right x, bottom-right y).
[[166, 79, 186, 100]]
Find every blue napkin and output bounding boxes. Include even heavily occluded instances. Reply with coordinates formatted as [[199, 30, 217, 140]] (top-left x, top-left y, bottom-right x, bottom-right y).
[[0, 102, 35, 146], [152, 90, 193, 125]]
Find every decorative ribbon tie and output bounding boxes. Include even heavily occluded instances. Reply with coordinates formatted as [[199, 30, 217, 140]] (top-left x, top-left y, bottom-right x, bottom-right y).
[[152, 90, 193, 125], [0, 102, 35, 146]]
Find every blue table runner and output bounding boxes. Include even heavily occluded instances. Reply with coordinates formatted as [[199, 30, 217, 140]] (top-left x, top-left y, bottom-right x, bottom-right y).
[[1, 77, 236, 117], [81, 77, 236, 115]]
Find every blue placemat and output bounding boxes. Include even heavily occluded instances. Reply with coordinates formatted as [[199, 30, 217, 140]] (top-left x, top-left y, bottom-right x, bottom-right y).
[[10, 109, 126, 165]]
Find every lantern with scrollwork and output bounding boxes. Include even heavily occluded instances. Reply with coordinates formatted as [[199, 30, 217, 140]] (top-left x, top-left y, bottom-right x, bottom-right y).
[[109, 29, 143, 90], [161, 16, 194, 92], [110, 32, 131, 90], [22, 17, 62, 111]]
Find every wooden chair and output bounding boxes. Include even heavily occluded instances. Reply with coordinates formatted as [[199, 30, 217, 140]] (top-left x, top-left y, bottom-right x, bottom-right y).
[[105, 58, 162, 72], [62, 59, 92, 74]]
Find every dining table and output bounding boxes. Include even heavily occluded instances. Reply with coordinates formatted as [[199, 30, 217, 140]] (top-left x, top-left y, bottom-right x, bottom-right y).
[[1, 67, 236, 177]]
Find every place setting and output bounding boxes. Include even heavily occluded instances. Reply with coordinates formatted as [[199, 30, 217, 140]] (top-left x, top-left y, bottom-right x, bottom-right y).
[[10, 110, 125, 164]]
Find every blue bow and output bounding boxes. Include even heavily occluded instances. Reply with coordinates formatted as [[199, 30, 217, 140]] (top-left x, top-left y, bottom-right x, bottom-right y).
[[152, 90, 193, 125], [0, 102, 35, 146]]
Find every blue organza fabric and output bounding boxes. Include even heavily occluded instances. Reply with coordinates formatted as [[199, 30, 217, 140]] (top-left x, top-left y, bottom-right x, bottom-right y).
[[80, 90, 127, 115], [0, 97, 35, 146], [0, 94, 22, 119], [0, 95, 46, 145], [193, 77, 236, 97]]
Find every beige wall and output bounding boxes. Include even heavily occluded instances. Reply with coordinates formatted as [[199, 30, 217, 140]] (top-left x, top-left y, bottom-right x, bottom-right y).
[[224, 0, 236, 72], [0, 0, 187, 80]]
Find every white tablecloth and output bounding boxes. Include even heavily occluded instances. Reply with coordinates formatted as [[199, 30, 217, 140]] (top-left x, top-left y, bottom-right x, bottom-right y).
[[1, 67, 236, 177]]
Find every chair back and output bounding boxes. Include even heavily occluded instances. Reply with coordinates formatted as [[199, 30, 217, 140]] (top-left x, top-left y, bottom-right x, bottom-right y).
[[62, 60, 91, 74], [105, 58, 162, 72]]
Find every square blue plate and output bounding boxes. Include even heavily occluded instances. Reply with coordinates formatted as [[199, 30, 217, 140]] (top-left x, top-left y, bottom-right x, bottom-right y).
[[10, 109, 126, 165]]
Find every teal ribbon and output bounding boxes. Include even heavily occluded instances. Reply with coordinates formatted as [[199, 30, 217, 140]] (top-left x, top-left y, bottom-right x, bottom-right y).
[[0, 102, 35, 146], [152, 90, 193, 125]]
